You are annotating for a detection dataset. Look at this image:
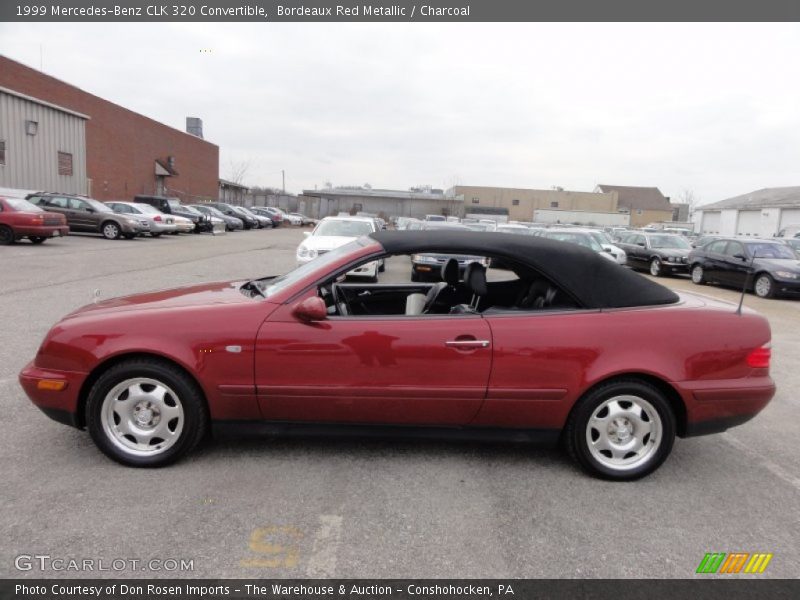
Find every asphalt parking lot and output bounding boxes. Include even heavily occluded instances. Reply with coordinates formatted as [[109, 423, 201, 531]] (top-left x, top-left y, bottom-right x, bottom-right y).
[[1, 229, 799, 579]]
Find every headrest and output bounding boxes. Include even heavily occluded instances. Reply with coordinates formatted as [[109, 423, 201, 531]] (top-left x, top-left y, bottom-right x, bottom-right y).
[[464, 262, 487, 297], [441, 258, 460, 286]]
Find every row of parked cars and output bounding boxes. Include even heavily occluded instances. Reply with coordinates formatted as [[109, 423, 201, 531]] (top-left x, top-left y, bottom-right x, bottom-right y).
[[0, 192, 312, 245]]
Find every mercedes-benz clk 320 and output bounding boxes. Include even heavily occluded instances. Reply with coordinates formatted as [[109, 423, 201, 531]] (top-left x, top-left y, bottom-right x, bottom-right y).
[[20, 231, 775, 480]]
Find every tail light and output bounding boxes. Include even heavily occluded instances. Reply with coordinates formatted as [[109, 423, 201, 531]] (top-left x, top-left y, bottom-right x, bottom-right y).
[[746, 343, 771, 369], [28, 214, 44, 225], [154, 215, 162, 222]]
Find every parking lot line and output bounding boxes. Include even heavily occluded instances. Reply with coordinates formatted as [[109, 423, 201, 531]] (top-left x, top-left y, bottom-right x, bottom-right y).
[[722, 432, 800, 492], [305, 515, 344, 578]]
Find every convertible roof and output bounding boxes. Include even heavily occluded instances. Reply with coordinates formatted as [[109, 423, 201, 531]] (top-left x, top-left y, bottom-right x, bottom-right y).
[[370, 230, 679, 309]]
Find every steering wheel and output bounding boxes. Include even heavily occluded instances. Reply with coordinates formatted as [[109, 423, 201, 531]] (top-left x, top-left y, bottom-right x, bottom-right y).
[[331, 282, 350, 316]]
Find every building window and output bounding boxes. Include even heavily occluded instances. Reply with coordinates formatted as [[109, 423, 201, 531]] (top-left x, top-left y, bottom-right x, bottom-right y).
[[512, 199, 520, 206], [58, 152, 73, 176], [472, 197, 479, 204], [550, 201, 559, 208], [25, 120, 38, 136], [0, 140, 5, 165]]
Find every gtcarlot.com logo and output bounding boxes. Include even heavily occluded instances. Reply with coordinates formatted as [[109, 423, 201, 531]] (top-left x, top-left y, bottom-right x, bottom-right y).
[[14, 555, 194, 572], [696, 552, 773, 574]]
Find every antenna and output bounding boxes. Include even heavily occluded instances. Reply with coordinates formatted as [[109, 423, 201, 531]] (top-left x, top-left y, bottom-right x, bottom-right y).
[[736, 249, 759, 315]]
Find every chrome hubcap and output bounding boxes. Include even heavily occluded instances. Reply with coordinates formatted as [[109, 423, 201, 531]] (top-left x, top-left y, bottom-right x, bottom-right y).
[[755, 277, 770, 297], [104, 224, 118, 238], [650, 260, 661, 275], [101, 377, 184, 456], [691, 266, 703, 283], [586, 395, 662, 472]]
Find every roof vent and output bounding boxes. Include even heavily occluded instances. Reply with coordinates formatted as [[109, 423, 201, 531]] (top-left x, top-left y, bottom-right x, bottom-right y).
[[186, 117, 203, 139]]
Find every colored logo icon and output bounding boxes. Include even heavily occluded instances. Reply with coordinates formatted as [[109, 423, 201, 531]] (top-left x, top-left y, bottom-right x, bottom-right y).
[[696, 552, 773, 574]]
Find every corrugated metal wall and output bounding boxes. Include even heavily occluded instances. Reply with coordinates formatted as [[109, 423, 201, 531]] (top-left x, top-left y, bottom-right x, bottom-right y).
[[0, 90, 87, 194]]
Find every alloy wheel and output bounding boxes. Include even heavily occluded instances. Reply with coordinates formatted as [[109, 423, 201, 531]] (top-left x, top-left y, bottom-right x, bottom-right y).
[[691, 265, 705, 284], [754, 275, 773, 298], [103, 222, 120, 240], [650, 259, 662, 277]]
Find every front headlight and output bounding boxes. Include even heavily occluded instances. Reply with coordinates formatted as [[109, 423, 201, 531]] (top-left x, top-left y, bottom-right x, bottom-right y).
[[412, 254, 438, 264], [297, 246, 317, 259], [774, 271, 799, 279]]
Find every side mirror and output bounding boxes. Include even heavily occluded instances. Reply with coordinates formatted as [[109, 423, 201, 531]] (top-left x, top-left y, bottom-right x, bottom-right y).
[[86, 207, 95, 213], [637, 242, 645, 247], [604, 248, 613, 253], [303, 231, 311, 237], [292, 296, 327, 322], [733, 253, 747, 261]]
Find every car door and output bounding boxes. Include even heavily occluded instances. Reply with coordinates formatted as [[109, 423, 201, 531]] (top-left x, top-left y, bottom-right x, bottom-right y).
[[254, 290, 493, 426], [43, 196, 80, 228], [624, 234, 646, 267], [720, 241, 750, 288], [702, 240, 729, 282]]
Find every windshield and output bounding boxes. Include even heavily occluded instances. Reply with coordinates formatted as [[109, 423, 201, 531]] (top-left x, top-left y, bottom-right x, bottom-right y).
[[748, 243, 796, 259], [201, 206, 224, 217], [496, 226, 529, 235], [649, 234, 691, 249], [134, 203, 162, 214], [86, 198, 113, 213], [183, 206, 202, 216], [464, 223, 491, 231], [544, 232, 602, 252], [6, 198, 43, 212], [168, 199, 182, 208], [254, 240, 366, 298], [314, 220, 374, 237], [590, 231, 614, 245]]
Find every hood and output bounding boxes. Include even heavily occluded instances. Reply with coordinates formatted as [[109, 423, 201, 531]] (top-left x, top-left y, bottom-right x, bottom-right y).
[[65, 280, 253, 319], [755, 257, 800, 272], [653, 247, 690, 257], [300, 235, 355, 251]]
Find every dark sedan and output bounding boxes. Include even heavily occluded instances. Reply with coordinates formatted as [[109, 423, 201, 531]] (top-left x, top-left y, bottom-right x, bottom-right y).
[[688, 238, 800, 298], [190, 204, 243, 231], [617, 232, 692, 277], [410, 222, 487, 281], [206, 202, 260, 230]]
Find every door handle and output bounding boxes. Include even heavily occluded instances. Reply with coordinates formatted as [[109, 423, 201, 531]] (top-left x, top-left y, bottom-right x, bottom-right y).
[[445, 340, 490, 348]]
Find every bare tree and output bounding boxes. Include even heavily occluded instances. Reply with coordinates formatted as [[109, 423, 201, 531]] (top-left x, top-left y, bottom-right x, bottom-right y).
[[226, 160, 251, 186]]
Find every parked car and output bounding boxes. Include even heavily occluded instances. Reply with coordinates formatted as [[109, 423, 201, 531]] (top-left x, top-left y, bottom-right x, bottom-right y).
[[190, 204, 244, 231], [289, 212, 314, 226], [297, 216, 380, 280], [238, 206, 272, 229], [19, 230, 775, 480], [105, 202, 177, 237], [0, 196, 69, 244], [411, 222, 487, 281], [261, 206, 285, 226], [133, 195, 213, 233], [688, 238, 800, 298], [171, 215, 196, 234], [586, 229, 627, 265], [616, 232, 692, 276], [206, 202, 260, 230], [424, 214, 447, 222], [777, 237, 800, 257], [539, 229, 618, 263], [691, 234, 724, 249], [27, 192, 145, 240], [247, 207, 280, 228]]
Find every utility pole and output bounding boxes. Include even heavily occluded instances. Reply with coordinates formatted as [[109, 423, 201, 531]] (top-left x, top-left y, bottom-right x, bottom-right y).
[[282, 170, 285, 194]]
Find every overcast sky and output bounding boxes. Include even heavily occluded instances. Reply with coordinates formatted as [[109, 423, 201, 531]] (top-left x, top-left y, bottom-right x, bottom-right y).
[[1, 22, 799, 204]]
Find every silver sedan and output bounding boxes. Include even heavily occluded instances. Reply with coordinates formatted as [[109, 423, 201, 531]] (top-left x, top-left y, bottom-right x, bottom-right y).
[[106, 202, 178, 237]]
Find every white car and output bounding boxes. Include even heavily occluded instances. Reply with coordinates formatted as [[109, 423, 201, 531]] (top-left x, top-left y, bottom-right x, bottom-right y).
[[297, 216, 381, 280], [587, 230, 627, 265], [540, 228, 619, 263], [171, 214, 195, 233]]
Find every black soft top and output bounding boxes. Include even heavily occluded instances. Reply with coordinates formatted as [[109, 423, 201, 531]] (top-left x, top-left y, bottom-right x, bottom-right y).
[[370, 230, 679, 309]]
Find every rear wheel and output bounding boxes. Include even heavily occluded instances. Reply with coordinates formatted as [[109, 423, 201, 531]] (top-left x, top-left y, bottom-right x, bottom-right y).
[[649, 258, 663, 277], [0, 225, 14, 245], [150, 232, 162, 238], [754, 273, 775, 298], [29, 236, 47, 244], [691, 264, 706, 285], [566, 379, 676, 481], [86, 358, 208, 467], [102, 221, 121, 240], [123, 233, 136, 240]]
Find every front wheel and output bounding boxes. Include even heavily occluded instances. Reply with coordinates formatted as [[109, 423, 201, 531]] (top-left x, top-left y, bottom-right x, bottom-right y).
[[649, 258, 663, 277], [754, 273, 775, 298], [102, 221, 121, 240], [0, 225, 15, 245], [85, 358, 208, 467], [691, 264, 706, 285], [565, 379, 676, 481]]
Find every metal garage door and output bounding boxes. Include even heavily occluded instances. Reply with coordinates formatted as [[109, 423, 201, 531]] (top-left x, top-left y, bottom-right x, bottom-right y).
[[779, 208, 800, 232], [736, 210, 761, 236], [701, 211, 721, 234]]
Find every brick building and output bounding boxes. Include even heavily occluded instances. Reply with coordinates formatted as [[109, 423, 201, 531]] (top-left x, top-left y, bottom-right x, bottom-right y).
[[0, 55, 219, 202]]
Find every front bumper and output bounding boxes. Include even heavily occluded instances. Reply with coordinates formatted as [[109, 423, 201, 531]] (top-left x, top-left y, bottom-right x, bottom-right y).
[[661, 259, 689, 273], [770, 277, 800, 295], [19, 362, 88, 429]]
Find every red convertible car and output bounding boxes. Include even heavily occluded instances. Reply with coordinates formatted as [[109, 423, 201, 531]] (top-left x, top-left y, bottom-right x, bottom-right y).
[[0, 196, 69, 244], [19, 231, 775, 479]]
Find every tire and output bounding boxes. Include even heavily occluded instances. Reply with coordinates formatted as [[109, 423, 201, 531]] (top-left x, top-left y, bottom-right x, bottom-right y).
[[123, 233, 136, 240], [649, 258, 663, 277], [690, 264, 706, 285], [29, 236, 47, 245], [378, 261, 386, 273], [753, 273, 776, 299], [565, 379, 676, 481], [0, 225, 15, 245], [101, 221, 121, 240], [151, 232, 162, 238], [85, 358, 208, 467]]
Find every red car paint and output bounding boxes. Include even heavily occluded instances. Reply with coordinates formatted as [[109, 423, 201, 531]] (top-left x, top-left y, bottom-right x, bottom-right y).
[[19, 237, 775, 438], [0, 196, 69, 242]]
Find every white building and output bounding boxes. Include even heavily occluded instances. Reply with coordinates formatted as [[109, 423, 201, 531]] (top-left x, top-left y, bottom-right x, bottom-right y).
[[0, 86, 88, 195], [693, 187, 800, 238]]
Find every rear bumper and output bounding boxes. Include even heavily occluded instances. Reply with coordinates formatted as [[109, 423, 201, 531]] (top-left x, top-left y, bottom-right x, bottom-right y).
[[18, 362, 87, 429], [14, 225, 69, 238], [674, 376, 776, 437]]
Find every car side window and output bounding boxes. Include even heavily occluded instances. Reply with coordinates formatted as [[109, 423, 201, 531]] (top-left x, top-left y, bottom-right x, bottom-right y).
[[68, 198, 86, 211], [47, 196, 69, 209], [724, 242, 745, 257], [707, 240, 727, 254]]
